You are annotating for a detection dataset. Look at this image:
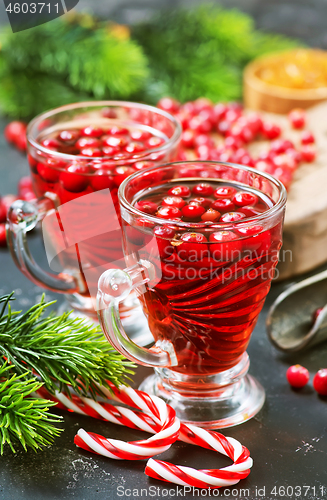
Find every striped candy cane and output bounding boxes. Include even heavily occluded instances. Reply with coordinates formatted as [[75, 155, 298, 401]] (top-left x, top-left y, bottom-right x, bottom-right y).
[[37, 383, 252, 487]]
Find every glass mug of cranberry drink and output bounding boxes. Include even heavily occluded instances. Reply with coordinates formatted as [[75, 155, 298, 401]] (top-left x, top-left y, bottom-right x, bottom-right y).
[[7, 102, 181, 336], [97, 161, 287, 428]]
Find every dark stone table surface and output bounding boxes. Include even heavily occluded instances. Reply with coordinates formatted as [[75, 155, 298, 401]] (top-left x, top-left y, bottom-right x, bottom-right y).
[[0, 1, 327, 498]]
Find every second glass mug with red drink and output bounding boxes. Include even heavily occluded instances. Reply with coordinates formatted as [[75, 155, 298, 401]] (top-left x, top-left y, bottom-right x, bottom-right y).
[[6, 101, 181, 342], [97, 161, 287, 428]]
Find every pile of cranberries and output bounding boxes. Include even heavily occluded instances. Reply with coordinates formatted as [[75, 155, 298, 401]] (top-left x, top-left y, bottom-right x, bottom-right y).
[[37, 124, 165, 159], [134, 180, 273, 262], [136, 182, 267, 224], [157, 97, 316, 191]]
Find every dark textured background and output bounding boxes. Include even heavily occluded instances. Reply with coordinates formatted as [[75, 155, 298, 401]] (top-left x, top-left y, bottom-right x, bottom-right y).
[[0, 1, 327, 499]]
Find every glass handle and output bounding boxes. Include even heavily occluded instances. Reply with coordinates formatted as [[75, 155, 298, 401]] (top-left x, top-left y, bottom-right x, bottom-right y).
[[97, 261, 177, 368], [6, 197, 79, 293]]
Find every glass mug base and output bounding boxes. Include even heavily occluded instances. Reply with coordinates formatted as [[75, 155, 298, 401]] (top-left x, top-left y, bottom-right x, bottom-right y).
[[139, 353, 265, 429], [59, 293, 154, 347]]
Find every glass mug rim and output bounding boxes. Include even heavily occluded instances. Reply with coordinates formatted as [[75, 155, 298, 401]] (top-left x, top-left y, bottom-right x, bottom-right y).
[[119, 160, 287, 229], [26, 100, 182, 166]]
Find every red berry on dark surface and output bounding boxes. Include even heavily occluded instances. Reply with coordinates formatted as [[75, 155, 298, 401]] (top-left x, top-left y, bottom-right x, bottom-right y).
[[4, 121, 27, 145], [286, 365, 310, 388], [313, 369, 327, 396]]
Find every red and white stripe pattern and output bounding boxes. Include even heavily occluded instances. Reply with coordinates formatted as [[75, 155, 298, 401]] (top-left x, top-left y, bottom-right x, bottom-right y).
[[145, 424, 252, 488], [38, 383, 180, 460], [37, 383, 252, 487]]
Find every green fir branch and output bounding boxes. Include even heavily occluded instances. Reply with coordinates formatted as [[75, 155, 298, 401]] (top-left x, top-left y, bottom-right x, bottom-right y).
[[133, 4, 301, 103], [0, 13, 148, 119], [0, 362, 63, 454], [0, 294, 135, 399]]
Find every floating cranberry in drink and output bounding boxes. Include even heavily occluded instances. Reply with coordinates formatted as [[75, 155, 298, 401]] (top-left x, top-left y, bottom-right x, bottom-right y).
[[97, 161, 287, 428]]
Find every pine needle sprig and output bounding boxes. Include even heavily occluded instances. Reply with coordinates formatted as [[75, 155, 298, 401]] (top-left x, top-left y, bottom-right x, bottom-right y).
[[0, 13, 149, 119], [0, 362, 63, 454], [0, 294, 135, 400], [133, 4, 301, 104]]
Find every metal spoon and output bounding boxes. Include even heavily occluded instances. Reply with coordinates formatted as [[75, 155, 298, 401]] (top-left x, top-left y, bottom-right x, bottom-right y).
[[266, 269, 327, 352]]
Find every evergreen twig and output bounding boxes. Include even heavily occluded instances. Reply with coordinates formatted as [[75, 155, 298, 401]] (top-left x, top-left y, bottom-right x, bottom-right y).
[[0, 293, 135, 399], [0, 362, 63, 454]]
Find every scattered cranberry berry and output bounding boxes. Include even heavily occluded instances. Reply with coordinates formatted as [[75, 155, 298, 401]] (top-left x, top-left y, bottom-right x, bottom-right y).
[[4, 121, 27, 152], [313, 369, 327, 396], [288, 109, 306, 129], [286, 364, 310, 388], [261, 122, 281, 140], [300, 145, 316, 163], [301, 131, 315, 145]]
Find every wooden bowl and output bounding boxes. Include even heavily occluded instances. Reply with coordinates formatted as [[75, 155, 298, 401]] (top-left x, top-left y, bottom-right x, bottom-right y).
[[243, 50, 327, 114]]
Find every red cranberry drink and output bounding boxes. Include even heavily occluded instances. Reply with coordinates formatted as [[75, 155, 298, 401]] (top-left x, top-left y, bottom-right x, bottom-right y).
[[7, 102, 181, 321], [96, 161, 287, 427], [124, 177, 281, 374]]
